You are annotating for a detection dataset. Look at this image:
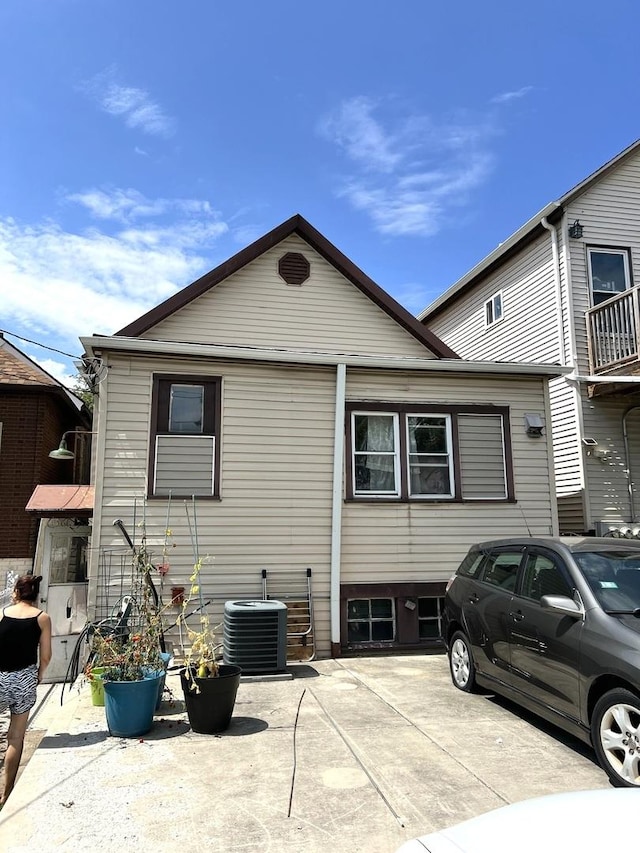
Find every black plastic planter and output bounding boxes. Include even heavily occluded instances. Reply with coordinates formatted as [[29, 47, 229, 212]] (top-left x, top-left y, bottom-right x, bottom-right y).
[[180, 664, 242, 734]]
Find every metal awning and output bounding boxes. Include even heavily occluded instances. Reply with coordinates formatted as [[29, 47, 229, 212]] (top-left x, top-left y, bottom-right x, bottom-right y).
[[25, 485, 94, 517]]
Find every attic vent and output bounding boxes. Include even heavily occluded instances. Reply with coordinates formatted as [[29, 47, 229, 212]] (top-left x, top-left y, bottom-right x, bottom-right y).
[[278, 252, 310, 286]]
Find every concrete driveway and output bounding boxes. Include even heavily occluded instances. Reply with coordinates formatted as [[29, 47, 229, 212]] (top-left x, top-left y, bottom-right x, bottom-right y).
[[0, 654, 608, 852]]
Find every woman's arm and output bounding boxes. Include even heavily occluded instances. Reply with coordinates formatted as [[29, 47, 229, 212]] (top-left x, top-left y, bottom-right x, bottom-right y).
[[37, 612, 52, 683]]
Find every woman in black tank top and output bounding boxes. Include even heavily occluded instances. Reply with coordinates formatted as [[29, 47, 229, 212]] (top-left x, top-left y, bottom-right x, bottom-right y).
[[0, 575, 51, 807]]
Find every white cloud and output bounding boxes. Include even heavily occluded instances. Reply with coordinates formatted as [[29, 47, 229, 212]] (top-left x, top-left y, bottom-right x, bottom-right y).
[[320, 96, 402, 173], [322, 97, 495, 237], [82, 69, 175, 137], [37, 357, 78, 389], [66, 187, 215, 224], [490, 86, 533, 104], [0, 191, 231, 382]]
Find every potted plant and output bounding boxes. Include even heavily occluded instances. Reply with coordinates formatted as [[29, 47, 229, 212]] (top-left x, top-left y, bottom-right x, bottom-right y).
[[176, 505, 241, 734], [87, 535, 166, 737]]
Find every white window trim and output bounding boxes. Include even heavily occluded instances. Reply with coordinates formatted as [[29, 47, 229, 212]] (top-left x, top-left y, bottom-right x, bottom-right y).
[[587, 247, 631, 305], [351, 411, 401, 497], [484, 291, 503, 327], [406, 413, 454, 499]]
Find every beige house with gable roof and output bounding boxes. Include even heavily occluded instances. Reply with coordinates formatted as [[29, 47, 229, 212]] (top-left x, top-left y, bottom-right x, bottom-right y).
[[81, 215, 562, 659]]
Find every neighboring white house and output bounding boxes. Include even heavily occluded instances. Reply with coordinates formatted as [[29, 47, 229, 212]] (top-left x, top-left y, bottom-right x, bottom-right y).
[[420, 138, 640, 538], [81, 215, 562, 659]]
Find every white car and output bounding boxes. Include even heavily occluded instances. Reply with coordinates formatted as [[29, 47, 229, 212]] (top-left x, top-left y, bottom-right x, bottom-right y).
[[396, 788, 640, 852]]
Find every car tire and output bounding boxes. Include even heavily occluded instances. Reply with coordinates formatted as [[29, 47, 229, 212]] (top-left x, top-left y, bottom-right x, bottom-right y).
[[591, 688, 640, 787], [449, 630, 477, 693]]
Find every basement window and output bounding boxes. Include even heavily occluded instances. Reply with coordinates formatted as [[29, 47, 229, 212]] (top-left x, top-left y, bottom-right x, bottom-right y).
[[417, 596, 445, 639], [347, 598, 395, 643]]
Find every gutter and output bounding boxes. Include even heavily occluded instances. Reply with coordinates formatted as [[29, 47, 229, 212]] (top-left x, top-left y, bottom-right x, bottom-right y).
[[568, 375, 640, 384], [81, 335, 568, 378]]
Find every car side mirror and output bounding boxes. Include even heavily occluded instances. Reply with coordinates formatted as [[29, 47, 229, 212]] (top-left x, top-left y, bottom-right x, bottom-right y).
[[540, 594, 583, 619]]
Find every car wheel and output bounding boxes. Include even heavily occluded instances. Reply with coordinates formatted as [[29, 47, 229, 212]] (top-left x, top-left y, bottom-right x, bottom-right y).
[[592, 688, 640, 787], [449, 631, 477, 693]]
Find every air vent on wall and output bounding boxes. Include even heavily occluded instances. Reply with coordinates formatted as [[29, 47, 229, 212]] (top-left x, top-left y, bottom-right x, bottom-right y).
[[278, 252, 310, 285], [223, 599, 288, 673]]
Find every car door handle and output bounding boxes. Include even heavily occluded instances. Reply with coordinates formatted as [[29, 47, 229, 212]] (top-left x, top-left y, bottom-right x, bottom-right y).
[[510, 611, 525, 622], [468, 594, 479, 604]]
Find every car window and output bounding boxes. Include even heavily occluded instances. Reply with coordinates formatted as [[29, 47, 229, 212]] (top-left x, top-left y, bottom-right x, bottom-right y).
[[574, 550, 640, 611], [457, 550, 484, 579], [480, 551, 521, 591], [521, 553, 572, 601]]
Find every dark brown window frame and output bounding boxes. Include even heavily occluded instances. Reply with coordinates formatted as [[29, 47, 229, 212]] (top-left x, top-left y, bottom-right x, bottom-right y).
[[340, 581, 447, 651], [148, 373, 222, 499], [345, 402, 515, 503]]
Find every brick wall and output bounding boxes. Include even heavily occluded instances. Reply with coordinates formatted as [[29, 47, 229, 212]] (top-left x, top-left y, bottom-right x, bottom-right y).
[[0, 391, 81, 559]]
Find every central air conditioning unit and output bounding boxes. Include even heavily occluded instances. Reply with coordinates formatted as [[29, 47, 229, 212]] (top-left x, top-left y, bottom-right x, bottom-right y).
[[223, 600, 287, 674], [594, 521, 640, 539]]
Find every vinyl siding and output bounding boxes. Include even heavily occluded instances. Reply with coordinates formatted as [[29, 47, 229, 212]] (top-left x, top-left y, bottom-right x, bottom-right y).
[[91, 354, 556, 655], [580, 394, 636, 527], [93, 352, 336, 657], [142, 234, 435, 359], [566, 153, 640, 373], [548, 375, 585, 533], [341, 370, 556, 585], [427, 233, 559, 363]]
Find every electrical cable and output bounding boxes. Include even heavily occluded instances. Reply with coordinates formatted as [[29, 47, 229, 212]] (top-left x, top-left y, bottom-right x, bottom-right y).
[[287, 688, 306, 818], [0, 327, 81, 359]]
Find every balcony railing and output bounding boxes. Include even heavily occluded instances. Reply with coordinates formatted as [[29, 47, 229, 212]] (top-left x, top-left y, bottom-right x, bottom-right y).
[[586, 286, 640, 373]]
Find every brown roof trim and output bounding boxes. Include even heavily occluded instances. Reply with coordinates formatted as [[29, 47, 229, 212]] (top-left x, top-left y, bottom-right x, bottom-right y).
[[116, 214, 459, 360]]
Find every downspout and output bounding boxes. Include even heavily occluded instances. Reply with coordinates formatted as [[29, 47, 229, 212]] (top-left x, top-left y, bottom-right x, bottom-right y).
[[622, 406, 640, 521], [330, 363, 346, 657], [541, 217, 566, 366], [542, 215, 592, 531], [86, 353, 107, 622], [560, 214, 591, 528]]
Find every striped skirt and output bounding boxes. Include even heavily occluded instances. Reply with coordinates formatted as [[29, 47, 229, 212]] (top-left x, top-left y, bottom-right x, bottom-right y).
[[0, 665, 38, 715]]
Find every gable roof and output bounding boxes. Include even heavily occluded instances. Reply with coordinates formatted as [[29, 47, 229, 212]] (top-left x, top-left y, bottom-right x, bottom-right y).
[[0, 334, 86, 415], [116, 214, 459, 359], [419, 137, 640, 321]]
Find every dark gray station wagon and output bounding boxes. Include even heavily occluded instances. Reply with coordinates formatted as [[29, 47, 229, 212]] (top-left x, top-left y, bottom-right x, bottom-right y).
[[443, 536, 640, 787]]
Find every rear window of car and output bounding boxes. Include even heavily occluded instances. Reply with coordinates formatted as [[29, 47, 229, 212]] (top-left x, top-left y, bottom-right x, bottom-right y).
[[457, 550, 484, 579]]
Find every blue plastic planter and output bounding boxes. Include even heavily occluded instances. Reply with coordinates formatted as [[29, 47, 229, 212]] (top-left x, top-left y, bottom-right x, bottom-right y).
[[156, 652, 172, 710], [103, 671, 164, 737]]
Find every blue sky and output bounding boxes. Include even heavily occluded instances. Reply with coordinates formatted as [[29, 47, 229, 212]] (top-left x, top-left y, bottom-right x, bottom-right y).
[[1, 0, 639, 386]]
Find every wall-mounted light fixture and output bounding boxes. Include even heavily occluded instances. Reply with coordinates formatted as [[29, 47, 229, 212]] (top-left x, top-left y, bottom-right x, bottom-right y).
[[524, 413, 544, 437], [568, 220, 584, 239], [49, 429, 94, 460]]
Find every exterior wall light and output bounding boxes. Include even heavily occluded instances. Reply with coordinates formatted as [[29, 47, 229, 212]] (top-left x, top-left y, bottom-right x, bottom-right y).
[[524, 413, 544, 437], [568, 220, 584, 239], [49, 430, 94, 460]]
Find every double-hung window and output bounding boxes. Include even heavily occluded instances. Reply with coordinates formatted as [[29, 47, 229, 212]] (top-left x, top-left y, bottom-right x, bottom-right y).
[[406, 415, 453, 497], [353, 412, 400, 495], [149, 374, 221, 497], [587, 247, 631, 306], [347, 404, 513, 502], [485, 291, 503, 326]]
